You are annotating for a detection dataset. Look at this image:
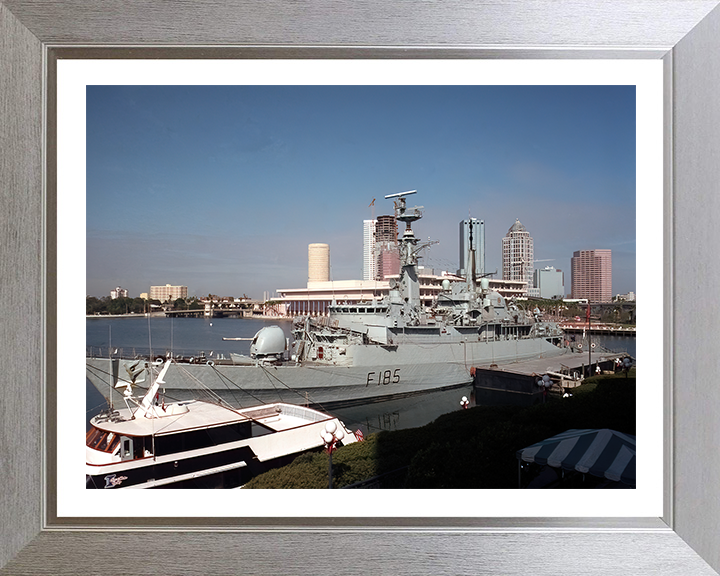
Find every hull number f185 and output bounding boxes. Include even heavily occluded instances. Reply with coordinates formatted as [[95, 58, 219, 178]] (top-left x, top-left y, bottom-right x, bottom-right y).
[[366, 369, 400, 387]]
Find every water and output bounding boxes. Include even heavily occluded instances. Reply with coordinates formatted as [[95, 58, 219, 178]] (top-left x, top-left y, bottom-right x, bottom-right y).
[[592, 333, 635, 357], [86, 316, 636, 434], [86, 315, 290, 360]]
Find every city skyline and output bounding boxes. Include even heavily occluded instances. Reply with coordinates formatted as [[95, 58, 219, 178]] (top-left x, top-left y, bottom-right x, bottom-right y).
[[87, 84, 637, 299]]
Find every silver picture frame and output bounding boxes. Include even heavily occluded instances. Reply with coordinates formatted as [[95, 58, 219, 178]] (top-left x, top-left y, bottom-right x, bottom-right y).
[[2, 1, 720, 573]]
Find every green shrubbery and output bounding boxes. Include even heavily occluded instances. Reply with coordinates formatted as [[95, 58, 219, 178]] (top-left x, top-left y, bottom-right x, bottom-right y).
[[244, 371, 636, 489]]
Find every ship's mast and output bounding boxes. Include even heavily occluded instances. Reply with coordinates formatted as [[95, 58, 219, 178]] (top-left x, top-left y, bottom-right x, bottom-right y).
[[467, 219, 476, 292], [385, 190, 423, 305]]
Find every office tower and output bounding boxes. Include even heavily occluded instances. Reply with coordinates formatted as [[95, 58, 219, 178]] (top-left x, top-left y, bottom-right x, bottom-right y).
[[362, 219, 377, 281], [308, 243, 330, 283], [534, 266, 565, 299], [571, 249, 612, 302], [502, 219, 534, 288], [458, 218, 485, 280]]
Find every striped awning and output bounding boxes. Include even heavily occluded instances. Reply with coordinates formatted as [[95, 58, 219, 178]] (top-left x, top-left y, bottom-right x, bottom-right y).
[[516, 429, 636, 486]]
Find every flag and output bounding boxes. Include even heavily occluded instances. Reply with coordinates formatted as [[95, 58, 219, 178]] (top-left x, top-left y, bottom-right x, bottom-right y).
[[355, 429, 365, 442], [586, 303, 591, 322]]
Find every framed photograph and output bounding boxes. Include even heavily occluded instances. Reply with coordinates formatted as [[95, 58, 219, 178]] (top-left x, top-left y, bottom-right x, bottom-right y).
[[2, 1, 720, 574], [67, 59, 660, 515]]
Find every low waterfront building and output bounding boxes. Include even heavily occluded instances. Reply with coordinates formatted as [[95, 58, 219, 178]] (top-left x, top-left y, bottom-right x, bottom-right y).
[[615, 291, 636, 302], [150, 284, 188, 302], [275, 270, 528, 316], [110, 286, 128, 299]]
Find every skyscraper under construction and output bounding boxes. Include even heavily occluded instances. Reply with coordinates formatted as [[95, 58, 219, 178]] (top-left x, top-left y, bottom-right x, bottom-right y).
[[363, 214, 400, 281]]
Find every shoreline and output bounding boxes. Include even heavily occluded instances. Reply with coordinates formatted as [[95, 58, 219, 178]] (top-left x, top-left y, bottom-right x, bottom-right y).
[[86, 313, 165, 319], [86, 313, 292, 320]]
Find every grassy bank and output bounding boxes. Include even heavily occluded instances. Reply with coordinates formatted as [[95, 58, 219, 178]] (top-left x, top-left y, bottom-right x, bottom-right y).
[[244, 370, 636, 489]]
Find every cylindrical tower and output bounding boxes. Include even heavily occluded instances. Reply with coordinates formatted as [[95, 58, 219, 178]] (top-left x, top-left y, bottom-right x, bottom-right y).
[[308, 243, 330, 282]]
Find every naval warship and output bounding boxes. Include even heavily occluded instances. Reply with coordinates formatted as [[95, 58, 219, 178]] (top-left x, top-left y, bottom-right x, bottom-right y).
[[87, 191, 571, 408]]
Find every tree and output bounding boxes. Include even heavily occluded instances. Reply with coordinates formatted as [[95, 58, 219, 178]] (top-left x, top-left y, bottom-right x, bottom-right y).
[[86, 296, 104, 315]]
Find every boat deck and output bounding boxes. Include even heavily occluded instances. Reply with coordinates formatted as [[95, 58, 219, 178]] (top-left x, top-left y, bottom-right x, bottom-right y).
[[92, 402, 329, 436]]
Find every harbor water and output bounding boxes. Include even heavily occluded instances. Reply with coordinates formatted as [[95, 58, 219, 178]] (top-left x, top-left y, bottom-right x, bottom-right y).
[[86, 316, 636, 435]]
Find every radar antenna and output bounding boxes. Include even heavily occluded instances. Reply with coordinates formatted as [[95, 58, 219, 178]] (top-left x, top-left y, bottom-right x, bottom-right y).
[[385, 190, 424, 269], [384, 190, 417, 199], [384, 190, 423, 232]]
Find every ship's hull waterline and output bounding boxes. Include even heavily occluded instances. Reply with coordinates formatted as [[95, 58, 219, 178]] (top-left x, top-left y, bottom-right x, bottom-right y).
[[87, 336, 571, 408]]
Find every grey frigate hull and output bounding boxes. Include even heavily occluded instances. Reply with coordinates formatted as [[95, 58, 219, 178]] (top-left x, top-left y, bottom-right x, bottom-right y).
[[86, 336, 571, 409]]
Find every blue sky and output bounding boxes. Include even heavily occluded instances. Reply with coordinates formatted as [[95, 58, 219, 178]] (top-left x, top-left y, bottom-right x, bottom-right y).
[[86, 84, 636, 299]]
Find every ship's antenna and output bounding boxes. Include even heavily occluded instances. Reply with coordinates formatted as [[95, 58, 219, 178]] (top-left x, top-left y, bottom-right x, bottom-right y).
[[147, 311, 153, 363], [108, 325, 113, 410], [170, 315, 174, 360], [467, 216, 476, 290]]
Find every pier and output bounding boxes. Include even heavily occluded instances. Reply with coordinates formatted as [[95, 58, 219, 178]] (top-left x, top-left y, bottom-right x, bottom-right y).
[[559, 322, 636, 336], [472, 350, 630, 396]]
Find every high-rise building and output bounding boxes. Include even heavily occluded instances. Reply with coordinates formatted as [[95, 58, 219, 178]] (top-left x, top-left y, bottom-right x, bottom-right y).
[[308, 243, 330, 283], [374, 215, 400, 280], [571, 249, 612, 302], [150, 284, 188, 302], [458, 218, 485, 280], [362, 219, 377, 281], [534, 266, 565, 299], [375, 215, 397, 243], [502, 219, 534, 289]]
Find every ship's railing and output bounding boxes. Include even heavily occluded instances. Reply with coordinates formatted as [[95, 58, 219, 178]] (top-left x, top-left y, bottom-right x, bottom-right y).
[[86, 346, 232, 362]]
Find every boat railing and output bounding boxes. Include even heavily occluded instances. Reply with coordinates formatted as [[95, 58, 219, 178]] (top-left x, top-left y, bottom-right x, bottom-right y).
[[273, 403, 327, 423]]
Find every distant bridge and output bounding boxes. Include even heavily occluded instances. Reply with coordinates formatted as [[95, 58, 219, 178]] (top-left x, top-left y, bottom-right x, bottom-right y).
[[164, 301, 267, 318]]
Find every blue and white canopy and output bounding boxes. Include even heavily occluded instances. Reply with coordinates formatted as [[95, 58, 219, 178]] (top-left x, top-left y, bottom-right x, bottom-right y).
[[516, 429, 636, 486]]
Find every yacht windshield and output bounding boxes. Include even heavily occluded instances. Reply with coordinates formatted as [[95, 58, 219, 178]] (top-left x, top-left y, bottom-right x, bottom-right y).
[[86, 427, 120, 453]]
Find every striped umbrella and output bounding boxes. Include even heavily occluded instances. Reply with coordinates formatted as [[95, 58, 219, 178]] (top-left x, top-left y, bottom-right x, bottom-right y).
[[516, 429, 636, 486]]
